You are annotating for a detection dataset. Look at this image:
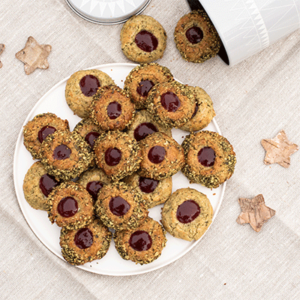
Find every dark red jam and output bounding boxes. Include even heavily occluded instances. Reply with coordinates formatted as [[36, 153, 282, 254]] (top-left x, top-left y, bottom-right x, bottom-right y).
[[198, 147, 216, 167], [176, 200, 200, 224], [129, 231, 152, 251], [85, 132, 100, 148], [74, 228, 93, 249], [161, 92, 181, 112], [107, 101, 122, 120], [135, 30, 158, 52], [134, 122, 158, 141], [192, 103, 199, 118], [109, 196, 131, 216], [39, 174, 59, 197], [53, 145, 71, 160], [57, 197, 78, 218], [105, 148, 122, 166], [139, 177, 159, 194], [186, 27, 203, 44], [79, 75, 100, 97], [86, 181, 103, 202], [148, 146, 166, 164], [137, 80, 155, 97], [38, 126, 56, 143]]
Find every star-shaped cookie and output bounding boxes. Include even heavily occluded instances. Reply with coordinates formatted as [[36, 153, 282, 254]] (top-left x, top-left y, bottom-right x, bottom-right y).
[[236, 194, 275, 232], [15, 36, 52, 75], [0, 44, 5, 68], [261, 130, 298, 168]]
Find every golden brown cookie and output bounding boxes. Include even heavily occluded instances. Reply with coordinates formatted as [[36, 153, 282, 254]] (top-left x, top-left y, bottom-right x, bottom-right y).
[[120, 15, 167, 63], [182, 131, 236, 188], [162, 188, 213, 241]]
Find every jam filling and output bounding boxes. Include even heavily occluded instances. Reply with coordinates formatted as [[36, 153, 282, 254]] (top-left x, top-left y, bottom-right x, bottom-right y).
[[57, 197, 78, 218], [148, 146, 166, 164], [74, 228, 93, 249], [129, 230, 152, 251], [176, 200, 201, 224], [192, 103, 199, 119], [39, 174, 59, 197], [139, 177, 159, 194], [85, 132, 100, 148], [161, 92, 181, 112], [186, 27, 203, 44], [38, 126, 56, 143], [109, 196, 131, 216], [107, 101, 122, 120], [105, 147, 122, 166], [137, 80, 155, 97], [198, 147, 216, 167], [86, 181, 103, 202], [53, 145, 71, 160], [135, 30, 158, 52], [79, 75, 100, 97], [134, 122, 158, 141]]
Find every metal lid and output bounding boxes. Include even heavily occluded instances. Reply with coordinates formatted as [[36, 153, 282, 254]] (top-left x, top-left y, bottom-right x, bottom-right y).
[[66, 0, 152, 25]]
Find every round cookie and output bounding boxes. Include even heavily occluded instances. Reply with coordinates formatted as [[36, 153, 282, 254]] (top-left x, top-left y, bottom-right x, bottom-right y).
[[90, 85, 135, 131], [146, 81, 196, 128], [138, 132, 185, 180], [126, 110, 171, 142], [174, 10, 221, 63], [182, 131, 236, 188], [120, 15, 167, 63], [162, 188, 213, 241], [94, 131, 141, 181], [60, 219, 112, 266], [65, 69, 115, 118], [180, 87, 216, 132], [124, 63, 173, 109], [95, 182, 148, 231], [39, 130, 94, 181], [123, 172, 172, 209], [114, 217, 166, 265], [23, 162, 60, 211], [48, 182, 94, 230], [23, 113, 69, 159]]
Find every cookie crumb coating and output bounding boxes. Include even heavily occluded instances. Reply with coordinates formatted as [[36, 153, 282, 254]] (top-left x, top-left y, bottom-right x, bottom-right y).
[[162, 188, 213, 241], [174, 10, 221, 63], [124, 63, 173, 109], [182, 131, 236, 188], [73, 118, 103, 142], [121, 15, 167, 63], [23, 113, 69, 159], [78, 168, 111, 191], [95, 182, 148, 231], [65, 69, 115, 118], [114, 217, 167, 265], [60, 219, 112, 266]]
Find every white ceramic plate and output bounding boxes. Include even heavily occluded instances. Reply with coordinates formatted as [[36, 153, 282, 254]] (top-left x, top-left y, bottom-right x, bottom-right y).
[[14, 63, 225, 276]]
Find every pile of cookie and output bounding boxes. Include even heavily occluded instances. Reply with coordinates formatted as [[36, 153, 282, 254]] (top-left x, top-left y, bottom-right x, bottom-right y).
[[22, 63, 236, 266]]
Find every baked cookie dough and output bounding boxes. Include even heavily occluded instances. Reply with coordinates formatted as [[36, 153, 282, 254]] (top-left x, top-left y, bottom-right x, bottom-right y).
[[174, 10, 221, 63], [90, 85, 135, 131], [120, 15, 167, 63], [23, 113, 69, 159], [39, 130, 94, 181], [124, 63, 173, 109], [123, 172, 172, 209], [114, 217, 166, 265], [95, 182, 148, 231], [139, 132, 185, 180], [65, 69, 115, 118], [146, 81, 196, 128], [162, 188, 213, 241], [60, 219, 112, 266], [94, 131, 141, 181], [23, 161, 60, 211], [182, 131, 236, 188]]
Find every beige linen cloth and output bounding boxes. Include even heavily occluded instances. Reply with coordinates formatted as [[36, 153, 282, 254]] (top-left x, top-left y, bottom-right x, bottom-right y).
[[1, 0, 300, 299]]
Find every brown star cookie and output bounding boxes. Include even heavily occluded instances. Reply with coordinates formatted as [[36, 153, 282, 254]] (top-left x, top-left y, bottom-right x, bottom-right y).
[[0, 44, 5, 68], [16, 36, 52, 75], [236, 194, 276, 232], [261, 130, 298, 168]]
